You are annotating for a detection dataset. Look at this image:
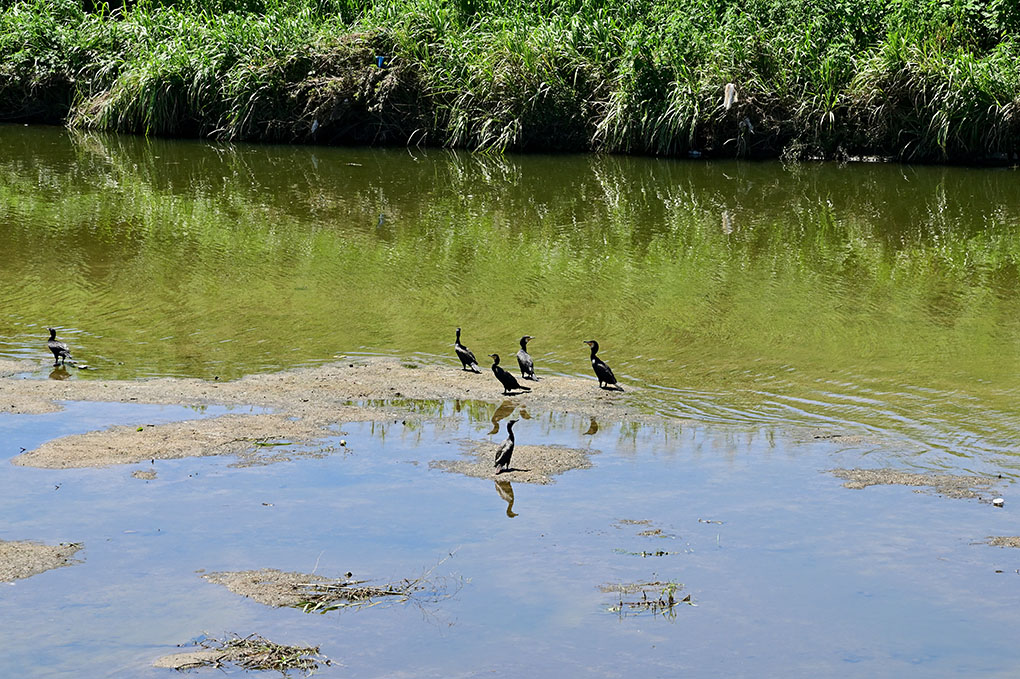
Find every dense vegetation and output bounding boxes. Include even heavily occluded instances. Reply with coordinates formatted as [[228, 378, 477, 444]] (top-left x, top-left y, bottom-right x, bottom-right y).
[[2, 0, 1019, 160]]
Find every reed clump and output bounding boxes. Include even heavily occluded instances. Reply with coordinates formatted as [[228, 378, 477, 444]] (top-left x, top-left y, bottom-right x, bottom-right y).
[[2, 0, 1019, 161]]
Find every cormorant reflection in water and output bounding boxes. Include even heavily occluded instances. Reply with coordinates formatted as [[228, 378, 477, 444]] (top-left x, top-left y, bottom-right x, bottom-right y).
[[494, 479, 518, 518]]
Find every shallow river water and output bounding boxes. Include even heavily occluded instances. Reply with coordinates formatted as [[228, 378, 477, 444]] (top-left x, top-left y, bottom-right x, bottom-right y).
[[2, 125, 1020, 677]]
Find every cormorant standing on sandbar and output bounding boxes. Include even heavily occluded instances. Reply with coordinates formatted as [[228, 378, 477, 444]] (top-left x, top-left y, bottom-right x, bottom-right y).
[[516, 335, 536, 380], [455, 327, 481, 372], [47, 328, 73, 367], [494, 418, 519, 473], [488, 353, 531, 395], [583, 340, 621, 390]]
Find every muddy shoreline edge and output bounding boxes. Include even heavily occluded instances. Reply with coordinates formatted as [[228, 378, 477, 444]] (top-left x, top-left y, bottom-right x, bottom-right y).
[[3, 356, 649, 470]]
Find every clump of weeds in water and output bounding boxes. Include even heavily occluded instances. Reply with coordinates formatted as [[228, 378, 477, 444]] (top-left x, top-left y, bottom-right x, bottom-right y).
[[188, 633, 330, 674], [298, 553, 461, 614], [601, 581, 693, 619], [3, 0, 1020, 160]]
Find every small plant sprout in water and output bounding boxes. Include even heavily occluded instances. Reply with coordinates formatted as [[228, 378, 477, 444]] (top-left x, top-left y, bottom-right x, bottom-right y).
[[601, 581, 694, 619]]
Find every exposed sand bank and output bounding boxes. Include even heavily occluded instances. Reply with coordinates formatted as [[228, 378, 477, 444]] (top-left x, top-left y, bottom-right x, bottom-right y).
[[1, 357, 645, 419], [6, 357, 650, 469], [430, 442, 596, 484], [0, 540, 83, 582], [202, 569, 333, 608], [831, 468, 1001, 501], [13, 412, 353, 469]]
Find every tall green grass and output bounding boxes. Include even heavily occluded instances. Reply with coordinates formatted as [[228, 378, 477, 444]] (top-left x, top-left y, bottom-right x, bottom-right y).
[[2, 0, 1019, 160]]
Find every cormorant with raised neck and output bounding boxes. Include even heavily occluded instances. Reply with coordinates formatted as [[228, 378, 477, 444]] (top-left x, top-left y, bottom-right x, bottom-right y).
[[47, 328, 73, 367], [583, 340, 621, 390], [454, 327, 481, 372], [488, 353, 531, 395], [516, 335, 536, 380], [494, 418, 519, 473]]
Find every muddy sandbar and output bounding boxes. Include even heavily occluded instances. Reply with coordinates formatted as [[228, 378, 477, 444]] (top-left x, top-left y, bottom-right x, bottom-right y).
[[11, 413, 342, 469], [0, 358, 39, 378], [831, 468, 1000, 500], [152, 650, 231, 670], [153, 634, 328, 672], [0, 357, 648, 423], [0, 539, 83, 582], [202, 569, 333, 608], [986, 537, 1020, 548], [430, 441, 596, 485], [6, 357, 653, 469]]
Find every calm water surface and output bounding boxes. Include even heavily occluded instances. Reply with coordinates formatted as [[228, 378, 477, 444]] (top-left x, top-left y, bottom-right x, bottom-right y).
[[2, 404, 1019, 678], [3, 125, 1020, 470], [2, 125, 1020, 677]]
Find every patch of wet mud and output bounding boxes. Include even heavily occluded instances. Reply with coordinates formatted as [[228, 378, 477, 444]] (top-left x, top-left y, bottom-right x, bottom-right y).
[[0, 358, 39, 378], [202, 567, 446, 613], [986, 537, 1020, 548], [613, 519, 675, 539], [152, 649, 230, 670], [202, 569, 333, 608], [807, 431, 874, 445], [153, 634, 329, 672], [4, 357, 655, 468], [430, 441, 596, 485], [131, 469, 157, 480], [0, 357, 650, 422], [0, 539, 83, 582], [831, 468, 1000, 500], [11, 413, 345, 469]]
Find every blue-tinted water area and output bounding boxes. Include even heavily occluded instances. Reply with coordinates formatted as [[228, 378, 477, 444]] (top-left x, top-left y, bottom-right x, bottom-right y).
[[2, 397, 1018, 678]]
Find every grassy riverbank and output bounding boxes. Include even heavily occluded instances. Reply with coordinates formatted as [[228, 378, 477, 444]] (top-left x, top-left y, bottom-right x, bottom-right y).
[[2, 0, 1019, 160]]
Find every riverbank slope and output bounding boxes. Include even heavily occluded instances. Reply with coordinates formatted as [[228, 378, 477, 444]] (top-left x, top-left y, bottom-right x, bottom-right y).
[[3, 0, 1019, 162]]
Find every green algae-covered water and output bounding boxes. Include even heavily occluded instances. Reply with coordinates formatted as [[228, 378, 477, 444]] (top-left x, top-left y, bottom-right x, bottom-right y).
[[3, 124, 1019, 469]]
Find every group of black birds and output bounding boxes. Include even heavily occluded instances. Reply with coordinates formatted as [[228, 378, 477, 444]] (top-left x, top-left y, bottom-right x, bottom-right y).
[[42, 326, 621, 478], [454, 327, 620, 394], [453, 326, 622, 476]]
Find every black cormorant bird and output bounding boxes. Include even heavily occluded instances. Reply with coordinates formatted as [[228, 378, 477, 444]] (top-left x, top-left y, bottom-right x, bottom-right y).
[[488, 353, 531, 395], [47, 328, 73, 367], [516, 335, 536, 380], [494, 418, 519, 473], [454, 327, 481, 373], [583, 340, 621, 390]]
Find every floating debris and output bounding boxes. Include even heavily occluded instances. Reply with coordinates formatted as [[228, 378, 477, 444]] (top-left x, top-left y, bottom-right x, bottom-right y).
[[613, 548, 679, 557], [298, 575, 430, 613], [723, 82, 738, 110], [615, 519, 676, 539], [204, 556, 458, 614]]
